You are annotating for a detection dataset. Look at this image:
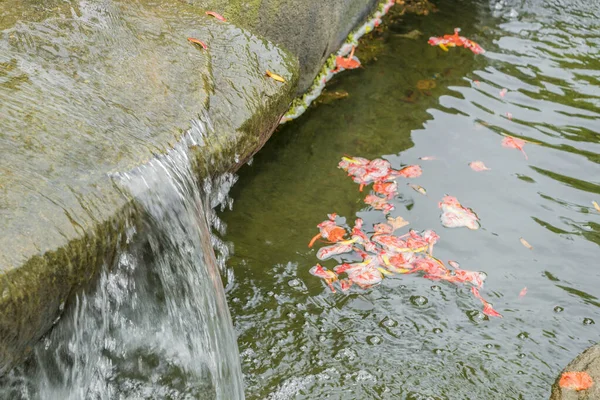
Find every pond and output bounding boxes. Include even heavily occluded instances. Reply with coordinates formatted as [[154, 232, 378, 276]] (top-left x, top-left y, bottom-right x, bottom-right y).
[[219, 0, 600, 398]]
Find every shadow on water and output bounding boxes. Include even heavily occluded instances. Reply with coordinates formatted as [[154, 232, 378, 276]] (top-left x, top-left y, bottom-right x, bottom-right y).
[[219, 0, 600, 399]]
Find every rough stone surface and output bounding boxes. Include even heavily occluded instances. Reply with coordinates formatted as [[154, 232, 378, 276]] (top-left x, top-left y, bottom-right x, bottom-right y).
[[550, 344, 600, 400], [187, 0, 381, 93], [0, 0, 298, 375]]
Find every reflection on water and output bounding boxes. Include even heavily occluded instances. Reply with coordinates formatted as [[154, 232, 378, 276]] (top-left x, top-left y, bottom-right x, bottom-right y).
[[219, 0, 600, 398]]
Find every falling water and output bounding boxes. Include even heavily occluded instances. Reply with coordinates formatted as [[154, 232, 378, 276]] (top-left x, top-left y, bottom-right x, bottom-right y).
[[0, 115, 244, 399]]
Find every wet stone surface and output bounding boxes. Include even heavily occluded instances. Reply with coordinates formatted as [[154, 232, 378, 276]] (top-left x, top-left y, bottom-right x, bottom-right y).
[[0, 0, 299, 375]]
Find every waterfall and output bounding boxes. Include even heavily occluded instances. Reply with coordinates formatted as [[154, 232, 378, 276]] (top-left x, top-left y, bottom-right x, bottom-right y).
[[1, 115, 245, 399]]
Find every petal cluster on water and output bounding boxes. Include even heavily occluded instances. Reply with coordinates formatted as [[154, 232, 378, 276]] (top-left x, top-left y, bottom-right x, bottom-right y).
[[339, 156, 422, 214], [428, 28, 485, 54], [307, 156, 500, 318]]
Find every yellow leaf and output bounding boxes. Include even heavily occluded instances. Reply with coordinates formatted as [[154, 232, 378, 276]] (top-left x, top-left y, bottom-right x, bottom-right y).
[[593, 201, 600, 213], [519, 237, 533, 250], [266, 70, 285, 83]]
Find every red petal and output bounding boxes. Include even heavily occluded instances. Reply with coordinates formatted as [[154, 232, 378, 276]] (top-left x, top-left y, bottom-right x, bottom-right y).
[[559, 371, 594, 391], [482, 303, 503, 318]]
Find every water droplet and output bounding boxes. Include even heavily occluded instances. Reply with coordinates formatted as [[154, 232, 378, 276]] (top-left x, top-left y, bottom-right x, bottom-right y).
[[431, 285, 441, 291], [433, 327, 443, 334], [410, 295, 428, 306], [583, 318, 595, 325], [554, 306, 564, 313], [367, 335, 382, 345]]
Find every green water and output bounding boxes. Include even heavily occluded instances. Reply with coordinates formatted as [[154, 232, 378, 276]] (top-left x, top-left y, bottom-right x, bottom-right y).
[[219, 0, 600, 398]]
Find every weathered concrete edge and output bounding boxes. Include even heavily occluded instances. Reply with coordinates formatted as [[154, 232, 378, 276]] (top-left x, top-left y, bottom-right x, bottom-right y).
[[0, 48, 299, 377], [550, 343, 600, 400], [281, 0, 395, 124]]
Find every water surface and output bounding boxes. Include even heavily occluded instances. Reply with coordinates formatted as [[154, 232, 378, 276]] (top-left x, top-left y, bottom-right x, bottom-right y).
[[220, 1, 600, 398]]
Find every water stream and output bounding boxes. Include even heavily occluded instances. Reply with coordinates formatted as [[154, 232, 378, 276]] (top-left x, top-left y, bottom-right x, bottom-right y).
[[1, 115, 244, 399]]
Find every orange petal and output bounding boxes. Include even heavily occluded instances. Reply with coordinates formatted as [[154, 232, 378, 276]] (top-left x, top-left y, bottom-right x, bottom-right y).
[[559, 371, 594, 391], [187, 37, 207, 49], [205, 11, 226, 21], [519, 287, 527, 298]]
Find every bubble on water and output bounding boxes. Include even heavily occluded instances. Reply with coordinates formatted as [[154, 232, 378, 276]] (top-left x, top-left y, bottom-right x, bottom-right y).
[[433, 327, 443, 334], [583, 318, 595, 325], [287, 279, 301, 287], [485, 343, 493, 349], [431, 285, 441, 291], [355, 370, 376, 382], [367, 335, 382, 345], [410, 295, 428, 307], [432, 348, 443, 355], [518, 353, 526, 358], [467, 309, 485, 322], [380, 317, 398, 328], [554, 306, 564, 313], [517, 332, 529, 340], [517, 370, 525, 375]]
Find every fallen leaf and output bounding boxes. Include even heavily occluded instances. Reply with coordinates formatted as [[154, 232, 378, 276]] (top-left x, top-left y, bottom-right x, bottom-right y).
[[266, 70, 285, 83], [408, 183, 427, 195], [520, 237, 533, 249], [500, 88, 508, 97], [387, 216, 409, 230], [559, 371, 594, 391], [469, 161, 490, 171], [519, 287, 527, 298], [505, 112, 513, 120], [593, 201, 600, 213], [205, 11, 226, 21], [187, 37, 207, 49]]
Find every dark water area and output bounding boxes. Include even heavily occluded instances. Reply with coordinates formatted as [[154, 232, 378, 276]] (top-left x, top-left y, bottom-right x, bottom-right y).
[[220, 0, 600, 398]]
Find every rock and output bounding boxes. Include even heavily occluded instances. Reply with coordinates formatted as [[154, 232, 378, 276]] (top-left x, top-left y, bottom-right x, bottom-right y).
[[186, 0, 381, 93], [550, 344, 600, 400], [0, 0, 299, 375]]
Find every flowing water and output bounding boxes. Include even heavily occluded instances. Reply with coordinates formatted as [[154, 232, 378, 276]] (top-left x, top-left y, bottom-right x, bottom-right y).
[[1, 115, 244, 399], [219, 0, 600, 398]]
